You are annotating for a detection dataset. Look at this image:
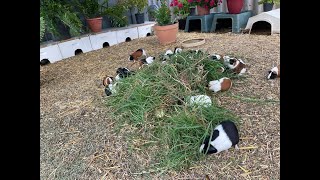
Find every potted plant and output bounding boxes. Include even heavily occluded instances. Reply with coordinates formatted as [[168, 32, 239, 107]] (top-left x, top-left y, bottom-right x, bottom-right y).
[[170, 0, 191, 30], [128, 0, 149, 24], [40, 0, 83, 41], [258, 0, 280, 12], [154, 0, 179, 45], [73, 0, 109, 33], [104, 2, 129, 27], [187, 0, 222, 16]]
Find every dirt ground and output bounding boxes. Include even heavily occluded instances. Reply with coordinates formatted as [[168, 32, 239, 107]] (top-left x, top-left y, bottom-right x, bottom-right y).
[[40, 31, 280, 180]]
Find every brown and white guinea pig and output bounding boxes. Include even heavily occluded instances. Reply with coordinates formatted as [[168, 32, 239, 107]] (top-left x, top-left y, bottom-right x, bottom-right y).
[[223, 56, 247, 75], [267, 64, 280, 79], [128, 48, 147, 62], [208, 77, 232, 93], [102, 76, 114, 87], [200, 120, 239, 154]]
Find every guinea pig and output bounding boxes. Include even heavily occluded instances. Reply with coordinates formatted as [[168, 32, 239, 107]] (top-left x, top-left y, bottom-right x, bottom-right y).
[[267, 64, 280, 79], [208, 77, 232, 93], [128, 48, 147, 62], [160, 50, 174, 61], [174, 47, 183, 54], [210, 54, 221, 61], [223, 56, 246, 75], [187, 95, 212, 108], [115, 67, 133, 80], [139, 56, 156, 69], [200, 120, 239, 154], [102, 76, 114, 87]]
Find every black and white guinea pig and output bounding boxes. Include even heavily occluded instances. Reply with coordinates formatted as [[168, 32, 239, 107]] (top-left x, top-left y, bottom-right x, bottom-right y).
[[200, 120, 239, 154], [210, 54, 221, 61], [105, 87, 112, 96], [267, 64, 280, 79], [140, 56, 156, 64], [104, 82, 118, 96], [115, 67, 133, 80], [223, 56, 246, 75], [208, 77, 232, 93], [174, 47, 183, 54], [128, 48, 147, 61], [160, 50, 174, 62], [138, 56, 156, 69], [102, 76, 114, 87]]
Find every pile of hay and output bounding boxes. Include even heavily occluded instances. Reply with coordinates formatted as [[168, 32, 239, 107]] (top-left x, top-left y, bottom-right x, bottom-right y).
[[105, 50, 242, 172]]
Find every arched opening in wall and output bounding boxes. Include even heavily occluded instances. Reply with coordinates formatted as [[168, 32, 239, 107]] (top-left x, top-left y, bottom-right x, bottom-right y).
[[250, 21, 272, 35], [40, 59, 51, 66], [146, 33, 151, 36], [125, 37, 131, 42], [187, 19, 201, 32], [215, 18, 232, 33], [103, 42, 110, 48], [75, 49, 83, 55]]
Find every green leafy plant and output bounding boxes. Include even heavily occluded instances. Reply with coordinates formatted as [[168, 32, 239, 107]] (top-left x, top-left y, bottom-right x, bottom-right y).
[[40, 0, 83, 38], [155, 0, 174, 26], [40, 17, 46, 41], [72, 0, 108, 19], [128, 0, 148, 13], [104, 2, 129, 27], [258, 0, 280, 5]]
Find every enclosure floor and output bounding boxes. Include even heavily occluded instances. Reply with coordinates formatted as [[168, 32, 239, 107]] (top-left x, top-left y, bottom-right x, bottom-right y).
[[40, 31, 280, 180]]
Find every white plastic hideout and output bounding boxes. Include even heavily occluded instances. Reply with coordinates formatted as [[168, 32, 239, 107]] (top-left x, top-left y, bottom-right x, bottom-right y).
[[40, 21, 156, 63]]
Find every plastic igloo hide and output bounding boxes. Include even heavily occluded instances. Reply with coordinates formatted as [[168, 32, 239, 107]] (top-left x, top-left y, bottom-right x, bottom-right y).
[[245, 8, 280, 34]]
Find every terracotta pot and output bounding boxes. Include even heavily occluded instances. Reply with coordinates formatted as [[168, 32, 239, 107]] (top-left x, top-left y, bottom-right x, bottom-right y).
[[197, 5, 210, 16], [226, 0, 243, 14], [154, 22, 179, 45], [86, 17, 103, 32]]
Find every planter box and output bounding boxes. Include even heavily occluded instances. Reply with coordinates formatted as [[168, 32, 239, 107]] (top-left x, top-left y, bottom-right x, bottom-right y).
[[40, 44, 63, 63], [58, 35, 93, 59], [137, 23, 154, 38], [89, 31, 117, 50], [116, 27, 139, 43]]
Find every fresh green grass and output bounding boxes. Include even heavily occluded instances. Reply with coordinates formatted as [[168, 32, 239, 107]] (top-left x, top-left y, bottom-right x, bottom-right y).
[[105, 50, 240, 172]]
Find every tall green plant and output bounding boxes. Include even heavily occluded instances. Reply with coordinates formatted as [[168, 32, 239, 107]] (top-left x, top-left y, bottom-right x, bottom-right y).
[[104, 2, 129, 27], [155, 0, 173, 26], [40, 0, 83, 38], [72, 0, 108, 19]]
